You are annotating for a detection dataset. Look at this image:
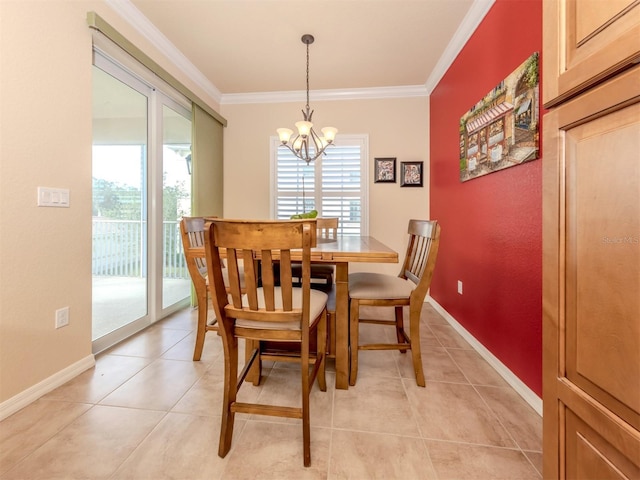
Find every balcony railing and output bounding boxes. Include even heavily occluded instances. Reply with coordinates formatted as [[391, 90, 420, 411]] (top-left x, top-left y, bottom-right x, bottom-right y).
[[92, 219, 188, 278]]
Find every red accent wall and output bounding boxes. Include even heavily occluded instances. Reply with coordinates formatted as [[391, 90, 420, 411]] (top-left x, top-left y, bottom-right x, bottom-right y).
[[430, 0, 543, 395]]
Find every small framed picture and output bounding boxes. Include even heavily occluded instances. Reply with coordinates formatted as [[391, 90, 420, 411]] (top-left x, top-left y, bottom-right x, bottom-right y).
[[374, 157, 396, 183], [400, 161, 423, 187]]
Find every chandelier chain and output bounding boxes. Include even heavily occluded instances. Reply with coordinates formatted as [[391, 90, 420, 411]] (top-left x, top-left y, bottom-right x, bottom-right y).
[[306, 41, 310, 110]]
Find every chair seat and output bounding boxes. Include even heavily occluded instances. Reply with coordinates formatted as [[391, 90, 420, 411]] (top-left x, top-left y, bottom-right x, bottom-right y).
[[235, 287, 328, 330], [349, 272, 414, 299]]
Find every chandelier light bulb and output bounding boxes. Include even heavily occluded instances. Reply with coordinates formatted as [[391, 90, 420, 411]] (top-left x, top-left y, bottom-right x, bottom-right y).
[[295, 121, 313, 137], [277, 128, 293, 144], [321, 127, 337, 143]]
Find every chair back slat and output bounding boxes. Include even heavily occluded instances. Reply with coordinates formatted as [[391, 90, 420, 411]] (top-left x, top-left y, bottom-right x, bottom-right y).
[[279, 250, 293, 298], [224, 248, 243, 308], [261, 249, 277, 310], [407, 235, 430, 281]]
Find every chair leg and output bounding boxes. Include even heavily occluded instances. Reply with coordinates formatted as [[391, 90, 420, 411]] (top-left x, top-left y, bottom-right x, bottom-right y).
[[409, 306, 426, 387], [394, 306, 407, 353], [301, 333, 311, 467], [349, 299, 360, 386], [245, 339, 261, 386], [316, 310, 327, 392], [219, 335, 239, 458], [327, 309, 336, 358], [192, 291, 208, 361]]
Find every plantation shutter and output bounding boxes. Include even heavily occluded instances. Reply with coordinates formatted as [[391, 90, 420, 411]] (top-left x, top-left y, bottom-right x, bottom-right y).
[[272, 135, 368, 235]]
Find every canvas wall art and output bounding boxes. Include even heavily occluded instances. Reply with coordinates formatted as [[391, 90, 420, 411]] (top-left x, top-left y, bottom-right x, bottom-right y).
[[459, 52, 539, 182]]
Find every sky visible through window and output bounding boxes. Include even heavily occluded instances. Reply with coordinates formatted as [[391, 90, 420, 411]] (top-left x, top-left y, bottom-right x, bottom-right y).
[[92, 145, 189, 188]]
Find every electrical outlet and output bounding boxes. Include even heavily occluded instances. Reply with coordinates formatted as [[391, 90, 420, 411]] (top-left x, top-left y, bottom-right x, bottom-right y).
[[457, 280, 463, 295], [55, 307, 69, 329]]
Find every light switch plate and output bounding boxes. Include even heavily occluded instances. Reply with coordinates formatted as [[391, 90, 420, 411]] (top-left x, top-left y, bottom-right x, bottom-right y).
[[55, 307, 69, 328], [38, 187, 70, 207]]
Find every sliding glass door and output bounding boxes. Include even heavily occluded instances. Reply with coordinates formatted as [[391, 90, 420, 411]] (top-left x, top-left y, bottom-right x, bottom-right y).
[[92, 51, 192, 352], [160, 101, 193, 310]]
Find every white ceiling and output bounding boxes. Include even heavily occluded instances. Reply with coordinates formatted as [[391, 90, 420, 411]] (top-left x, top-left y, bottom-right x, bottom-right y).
[[114, 0, 493, 103]]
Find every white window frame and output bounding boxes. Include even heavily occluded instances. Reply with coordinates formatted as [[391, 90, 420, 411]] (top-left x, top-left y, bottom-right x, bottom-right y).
[[270, 134, 369, 235]]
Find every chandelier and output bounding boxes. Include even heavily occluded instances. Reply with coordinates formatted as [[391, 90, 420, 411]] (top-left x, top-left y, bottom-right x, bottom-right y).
[[277, 34, 338, 164]]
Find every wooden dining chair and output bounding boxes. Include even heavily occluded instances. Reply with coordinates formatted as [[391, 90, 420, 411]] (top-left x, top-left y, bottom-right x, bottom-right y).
[[204, 219, 327, 467], [180, 217, 214, 361], [348, 219, 440, 387], [180, 216, 249, 361], [292, 217, 339, 290]]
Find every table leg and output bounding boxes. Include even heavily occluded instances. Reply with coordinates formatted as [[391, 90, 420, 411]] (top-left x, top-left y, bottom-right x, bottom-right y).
[[334, 262, 349, 389]]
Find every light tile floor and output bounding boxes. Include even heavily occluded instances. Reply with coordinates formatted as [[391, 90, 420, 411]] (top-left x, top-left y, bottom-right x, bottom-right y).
[[0, 303, 542, 479]]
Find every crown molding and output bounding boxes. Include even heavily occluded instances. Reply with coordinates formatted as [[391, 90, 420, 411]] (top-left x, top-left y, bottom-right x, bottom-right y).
[[424, 0, 496, 94], [105, 0, 222, 103], [107, 0, 493, 105], [220, 85, 429, 105]]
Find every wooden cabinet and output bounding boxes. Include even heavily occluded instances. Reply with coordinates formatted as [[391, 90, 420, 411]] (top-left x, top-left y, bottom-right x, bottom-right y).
[[543, 1, 640, 478], [543, 0, 640, 107]]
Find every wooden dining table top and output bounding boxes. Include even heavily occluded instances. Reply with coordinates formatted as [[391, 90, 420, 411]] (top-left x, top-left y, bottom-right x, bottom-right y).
[[202, 219, 398, 265], [305, 235, 399, 264], [209, 235, 399, 264]]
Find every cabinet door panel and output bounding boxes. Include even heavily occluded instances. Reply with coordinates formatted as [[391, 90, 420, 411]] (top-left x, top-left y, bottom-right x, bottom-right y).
[[565, 408, 640, 480], [543, 0, 640, 106], [565, 103, 640, 428]]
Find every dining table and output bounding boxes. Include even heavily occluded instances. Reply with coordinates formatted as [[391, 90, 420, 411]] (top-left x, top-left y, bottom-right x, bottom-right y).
[[305, 235, 399, 389]]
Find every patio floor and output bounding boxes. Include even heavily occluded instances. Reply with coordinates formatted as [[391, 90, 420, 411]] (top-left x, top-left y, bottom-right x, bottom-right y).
[[92, 276, 191, 339]]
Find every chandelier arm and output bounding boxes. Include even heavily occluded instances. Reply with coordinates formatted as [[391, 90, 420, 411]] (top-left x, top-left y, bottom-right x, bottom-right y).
[[303, 138, 311, 164], [309, 128, 323, 152], [311, 128, 332, 158], [291, 133, 301, 148], [279, 143, 297, 156]]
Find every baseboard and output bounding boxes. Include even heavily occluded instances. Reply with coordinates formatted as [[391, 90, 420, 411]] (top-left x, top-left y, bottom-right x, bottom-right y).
[[426, 297, 542, 416], [0, 354, 96, 421]]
